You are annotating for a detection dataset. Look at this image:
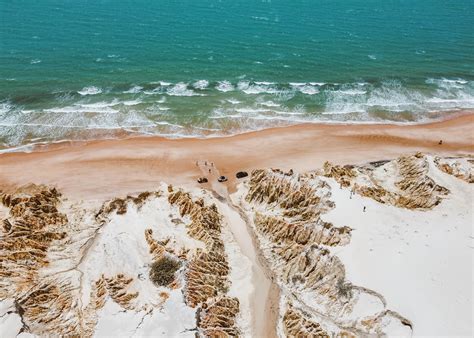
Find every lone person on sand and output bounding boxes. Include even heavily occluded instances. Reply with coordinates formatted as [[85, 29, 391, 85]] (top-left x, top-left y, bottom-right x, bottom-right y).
[[439, 140, 443, 145], [363, 206, 366, 212]]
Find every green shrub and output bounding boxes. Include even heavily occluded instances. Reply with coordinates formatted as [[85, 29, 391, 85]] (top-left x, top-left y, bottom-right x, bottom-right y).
[[149, 256, 181, 287]]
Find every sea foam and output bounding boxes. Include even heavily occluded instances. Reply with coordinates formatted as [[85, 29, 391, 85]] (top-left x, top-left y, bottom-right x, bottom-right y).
[[78, 86, 103, 96], [167, 83, 204, 96], [216, 81, 234, 92]]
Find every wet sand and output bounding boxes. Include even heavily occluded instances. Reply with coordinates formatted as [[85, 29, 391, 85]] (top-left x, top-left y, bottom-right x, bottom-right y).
[[0, 113, 473, 200]]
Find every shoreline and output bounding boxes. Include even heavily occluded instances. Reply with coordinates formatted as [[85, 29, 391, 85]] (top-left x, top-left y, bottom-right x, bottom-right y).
[[1, 109, 472, 155], [0, 113, 473, 200]]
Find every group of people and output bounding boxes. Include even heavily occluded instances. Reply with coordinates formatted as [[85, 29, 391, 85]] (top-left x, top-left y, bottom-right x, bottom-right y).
[[196, 160, 214, 173]]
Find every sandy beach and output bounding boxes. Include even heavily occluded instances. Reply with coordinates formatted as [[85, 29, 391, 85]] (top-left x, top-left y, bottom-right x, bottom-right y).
[[0, 112, 473, 199]]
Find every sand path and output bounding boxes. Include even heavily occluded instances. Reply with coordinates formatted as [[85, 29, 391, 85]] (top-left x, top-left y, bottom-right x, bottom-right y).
[[197, 161, 279, 338]]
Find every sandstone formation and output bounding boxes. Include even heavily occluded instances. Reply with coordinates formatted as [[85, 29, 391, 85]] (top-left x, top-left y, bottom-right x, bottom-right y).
[[95, 191, 160, 217], [1, 184, 244, 337], [0, 186, 198, 336], [241, 168, 413, 336], [434, 156, 474, 183], [198, 296, 240, 337], [168, 187, 240, 337], [246, 168, 335, 221], [0, 185, 78, 335], [283, 303, 330, 337], [321, 153, 449, 209]]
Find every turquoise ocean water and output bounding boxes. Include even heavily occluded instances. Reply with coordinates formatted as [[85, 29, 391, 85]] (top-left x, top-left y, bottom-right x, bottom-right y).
[[1, 0, 473, 149]]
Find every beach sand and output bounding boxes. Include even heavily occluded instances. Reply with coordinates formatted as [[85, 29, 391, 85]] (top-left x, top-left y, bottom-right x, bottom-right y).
[[0, 112, 472, 200]]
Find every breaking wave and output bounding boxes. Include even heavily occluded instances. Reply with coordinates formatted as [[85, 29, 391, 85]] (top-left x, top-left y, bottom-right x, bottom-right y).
[[78, 86, 103, 96], [216, 81, 234, 92], [1, 77, 473, 150]]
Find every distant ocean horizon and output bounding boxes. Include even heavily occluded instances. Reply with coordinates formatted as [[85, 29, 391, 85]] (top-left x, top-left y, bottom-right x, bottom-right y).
[[1, 0, 473, 149]]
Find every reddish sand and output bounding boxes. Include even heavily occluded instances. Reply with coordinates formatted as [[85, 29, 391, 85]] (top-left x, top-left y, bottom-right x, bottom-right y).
[[0, 113, 473, 200]]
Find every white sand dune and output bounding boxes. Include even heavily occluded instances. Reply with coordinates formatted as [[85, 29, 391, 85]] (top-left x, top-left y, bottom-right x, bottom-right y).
[[322, 156, 473, 336]]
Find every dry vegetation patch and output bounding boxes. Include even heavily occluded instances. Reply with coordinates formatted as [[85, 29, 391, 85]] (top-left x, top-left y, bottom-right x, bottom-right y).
[[149, 256, 182, 287]]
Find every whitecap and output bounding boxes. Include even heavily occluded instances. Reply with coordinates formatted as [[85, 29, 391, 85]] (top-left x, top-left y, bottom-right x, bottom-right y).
[[143, 88, 161, 95], [291, 83, 319, 95], [235, 108, 268, 114], [334, 89, 367, 95], [368, 54, 377, 60], [289, 82, 306, 86], [123, 85, 143, 94], [78, 86, 102, 96], [426, 78, 470, 91], [290, 83, 319, 95], [260, 101, 280, 107], [226, 99, 241, 104], [238, 81, 278, 94], [30, 59, 41, 64], [193, 80, 209, 89], [167, 83, 203, 96], [216, 81, 234, 92], [40, 100, 120, 114], [0, 101, 14, 114], [80, 100, 119, 109], [44, 105, 118, 114], [121, 99, 142, 106], [300, 86, 319, 95]]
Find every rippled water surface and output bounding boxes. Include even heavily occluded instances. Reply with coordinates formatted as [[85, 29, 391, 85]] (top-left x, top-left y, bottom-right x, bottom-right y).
[[1, 0, 473, 148]]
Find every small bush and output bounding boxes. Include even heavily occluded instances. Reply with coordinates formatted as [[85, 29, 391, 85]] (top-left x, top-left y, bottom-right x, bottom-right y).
[[336, 277, 352, 299], [149, 256, 181, 287]]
